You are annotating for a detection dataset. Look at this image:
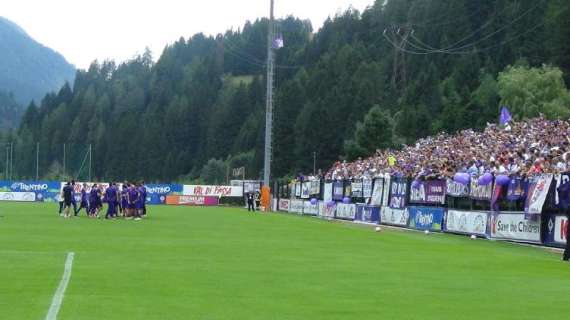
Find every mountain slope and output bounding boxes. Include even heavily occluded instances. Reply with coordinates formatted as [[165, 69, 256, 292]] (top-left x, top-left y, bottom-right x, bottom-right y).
[[0, 16, 76, 106]]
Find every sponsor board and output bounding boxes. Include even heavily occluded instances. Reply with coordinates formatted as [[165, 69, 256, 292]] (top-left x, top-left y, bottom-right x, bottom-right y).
[[409, 180, 446, 205], [289, 199, 304, 214], [408, 207, 444, 231], [355, 205, 380, 223], [490, 212, 541, 242], [446, 179, 470, 197], [278, 199, 291, 212], [303, 201, 319, 216], [165, 195, 219, 206], [544, 214, 568, 246], [0, 192, 36, 202], [335, 203, 356, 220], [318, 201, 336, 218], [380, 206, 409, 226], [183, 185, 243, 197], [146, 184, 183, 204], [0, 181, 62, 202], [445, 210, 488, 236]]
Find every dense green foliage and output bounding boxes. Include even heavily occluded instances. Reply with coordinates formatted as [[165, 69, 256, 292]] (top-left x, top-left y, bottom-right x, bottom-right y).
[[0, 91, 22, 129], [5, 0, 570, 181], [1, 202, 569, 319], [0, 16, 75, 106]]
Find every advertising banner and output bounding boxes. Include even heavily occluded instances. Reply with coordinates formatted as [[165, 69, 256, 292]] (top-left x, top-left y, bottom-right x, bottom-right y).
[[524, 174, 553, 215], [544, 214, 568, 246], [0, 191, 36, 202], [243, 181, 261, 194], [355, 205, 380, 224], [332, 181, 344, 201], [278, 199, 290, 212], [323, 183, 333, 203], [506, 177, 526, 201], [145, 184, 183, 204], [303, 201, 319, 216], [409, 180, 446, 205], [310, 180, 320, 196], [165, 195, 219, 206], [301, 182, 311, 199], [318, 201, 336, 218], [362, 178, 373, 199], [444, 210, 488, 236], [389, 177, 408, 209], [490, 212, 541, 242], [0, 181, 62, 202], [183, 185, 243, 197], [289, 199, 304, 214], [408, 207, 445, 231], [446, 179, 470, 197], [370, 178, 384, 206], [380, 206, 409, 226], [470, 179, 492, 201], [335, 203, 356, 220]]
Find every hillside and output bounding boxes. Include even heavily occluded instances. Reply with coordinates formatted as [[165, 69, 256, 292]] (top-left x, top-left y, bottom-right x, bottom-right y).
[[0, 16, 75, 106], [5, 0, 570, 182]]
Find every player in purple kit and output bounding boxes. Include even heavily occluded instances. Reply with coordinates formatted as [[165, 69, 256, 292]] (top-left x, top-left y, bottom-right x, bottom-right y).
[[120, 183, 129, 217], [105, 182, 119, 219], [140, 181, 148, 217], [75, 183, 89, 216], [135, 182, 145, 219], [88, 183, 99, 218], [127, 183, 140, 220]]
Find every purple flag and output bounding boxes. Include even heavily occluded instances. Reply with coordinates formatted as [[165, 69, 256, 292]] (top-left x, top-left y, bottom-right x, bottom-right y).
[[500, 106, 512, 125], [272, 35, 284, 49]]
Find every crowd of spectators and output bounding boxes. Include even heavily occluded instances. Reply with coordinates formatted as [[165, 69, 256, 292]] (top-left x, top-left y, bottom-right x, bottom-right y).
[[326, 116, 570, 181]]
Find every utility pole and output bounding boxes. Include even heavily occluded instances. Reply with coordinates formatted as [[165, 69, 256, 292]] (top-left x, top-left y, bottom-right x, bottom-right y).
[[36, 142, 39, 180], [63, 143, 66, 179], [88, 144, 92, 182], [9, 142, 13, 180], [263, 0, 275, 188], [313, 151, 316, 176], [5, 145, 8, 180]]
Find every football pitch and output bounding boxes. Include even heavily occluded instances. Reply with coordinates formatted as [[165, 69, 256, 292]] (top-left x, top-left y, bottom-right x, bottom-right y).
[[1, 203, 569, 319]]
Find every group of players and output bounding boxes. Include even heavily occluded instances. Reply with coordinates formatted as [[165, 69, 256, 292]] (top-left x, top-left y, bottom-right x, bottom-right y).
[[59, 180, 147, 220]]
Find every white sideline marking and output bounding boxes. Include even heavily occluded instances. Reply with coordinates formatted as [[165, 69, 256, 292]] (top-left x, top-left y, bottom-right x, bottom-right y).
[[45, 252, 75, 320]]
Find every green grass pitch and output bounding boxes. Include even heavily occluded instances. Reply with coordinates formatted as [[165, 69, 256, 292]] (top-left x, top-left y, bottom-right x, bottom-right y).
[[1, 202, 569, 319]]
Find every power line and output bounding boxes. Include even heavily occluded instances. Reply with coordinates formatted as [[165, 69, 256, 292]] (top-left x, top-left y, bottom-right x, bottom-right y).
[[384, 0, 548, 55]]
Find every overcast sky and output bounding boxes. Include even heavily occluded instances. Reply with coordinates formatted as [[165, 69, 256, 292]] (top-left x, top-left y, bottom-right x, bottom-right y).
[[3, 0, 373, 69]]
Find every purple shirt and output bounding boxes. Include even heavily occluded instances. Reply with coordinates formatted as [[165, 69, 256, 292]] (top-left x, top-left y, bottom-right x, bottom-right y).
[[105, 186, 117, 203]]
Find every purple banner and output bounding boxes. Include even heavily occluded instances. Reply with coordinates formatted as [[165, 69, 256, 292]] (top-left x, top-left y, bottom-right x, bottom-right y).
[[389, 177, 408, 209], [332, 181, 344, 201], [506, 177, 526, 201], [409, 180, 446, 205]]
